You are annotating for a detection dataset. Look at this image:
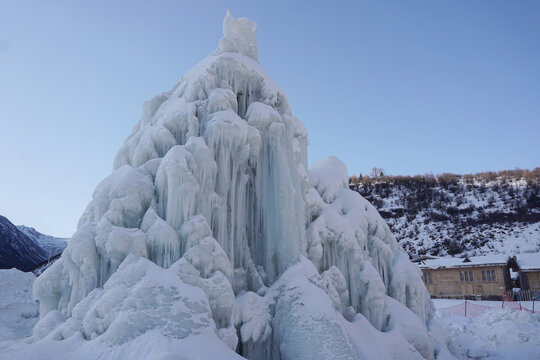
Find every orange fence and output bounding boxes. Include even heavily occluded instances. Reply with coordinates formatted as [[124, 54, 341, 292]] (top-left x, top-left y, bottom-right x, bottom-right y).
[[438, 300, 534, 318]]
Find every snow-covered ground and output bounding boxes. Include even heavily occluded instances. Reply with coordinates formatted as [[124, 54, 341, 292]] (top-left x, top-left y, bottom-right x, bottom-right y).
[[432, 299, 540, 360], [432, 299, 536, 311]]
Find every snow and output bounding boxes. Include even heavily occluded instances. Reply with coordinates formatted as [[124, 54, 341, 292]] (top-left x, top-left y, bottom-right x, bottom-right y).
[[353, 176, 540, 258], [17, 225, 67, 259], [308, 156, 349, 203], [418, 253, 540, 275], [418, 254, 510, 269], [1, 261, 242, 360], [0, 269, 39, 341], [0, 216, 49, 271], [515, 252, 540, 270], [432, 299, 540, 360], [305, 172, 433, 329], [1, 11, 451, 360]]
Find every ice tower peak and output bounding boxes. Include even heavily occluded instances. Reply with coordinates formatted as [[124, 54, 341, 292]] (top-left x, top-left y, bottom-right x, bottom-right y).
[[216, 10, 258, 62]]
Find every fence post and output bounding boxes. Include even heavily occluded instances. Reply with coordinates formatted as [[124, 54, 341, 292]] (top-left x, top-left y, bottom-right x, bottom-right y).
[[465, 300, 467, 317]]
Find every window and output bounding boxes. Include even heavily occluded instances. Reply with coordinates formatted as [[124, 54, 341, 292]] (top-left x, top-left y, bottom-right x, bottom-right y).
[[428, 273, 432, 284], [482, 269, 497, 282], [460, 270, 475, 282], [423, 273, 426, 283]]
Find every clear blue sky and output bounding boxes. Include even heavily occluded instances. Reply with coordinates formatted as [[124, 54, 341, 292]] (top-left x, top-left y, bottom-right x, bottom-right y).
[[1, 1, 539, 237]]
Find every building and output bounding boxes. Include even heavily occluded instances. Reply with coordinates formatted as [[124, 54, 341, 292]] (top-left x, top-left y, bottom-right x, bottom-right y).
[[515, 253, 540, 293], [415, 255, 511, 300]]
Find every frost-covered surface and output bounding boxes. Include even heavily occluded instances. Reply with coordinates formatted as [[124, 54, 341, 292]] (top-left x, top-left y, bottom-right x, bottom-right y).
[[350, 175, 540, 258], [1, 12, 449, 360], [432, 300, 540, 360]]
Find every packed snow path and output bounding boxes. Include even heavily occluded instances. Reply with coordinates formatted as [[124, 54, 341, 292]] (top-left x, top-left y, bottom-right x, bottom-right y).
[[3, 11, 454, 360]]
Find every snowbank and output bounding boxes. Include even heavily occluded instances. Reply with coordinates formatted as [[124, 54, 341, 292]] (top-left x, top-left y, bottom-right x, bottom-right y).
[[436, 306, 540, 359], [0, 269, 39, 341]]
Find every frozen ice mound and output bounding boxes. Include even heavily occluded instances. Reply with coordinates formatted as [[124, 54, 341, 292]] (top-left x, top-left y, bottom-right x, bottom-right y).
[[308, 156, 349, 203], [46, 255, 216, 344], [28, 11, 449, 360]]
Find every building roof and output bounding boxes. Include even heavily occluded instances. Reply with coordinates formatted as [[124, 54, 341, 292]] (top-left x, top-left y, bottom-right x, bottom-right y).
[[418, 254, 509, 269], [411, 255, 439, 263], [515, 253, 540, 271]]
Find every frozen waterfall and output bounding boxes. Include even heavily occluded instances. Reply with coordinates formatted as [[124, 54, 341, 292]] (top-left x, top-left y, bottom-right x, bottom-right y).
[[31, 11, 453, 360]]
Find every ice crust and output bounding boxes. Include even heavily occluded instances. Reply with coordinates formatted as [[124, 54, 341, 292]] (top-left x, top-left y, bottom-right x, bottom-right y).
[[32, 11, 444, 360]]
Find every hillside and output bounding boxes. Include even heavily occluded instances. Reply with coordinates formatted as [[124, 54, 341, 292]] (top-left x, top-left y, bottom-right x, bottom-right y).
[[17, 225, 67, 260], [0, 215, 66, 272], [0, 216, 48, 271], [349, 168, 540, 258]]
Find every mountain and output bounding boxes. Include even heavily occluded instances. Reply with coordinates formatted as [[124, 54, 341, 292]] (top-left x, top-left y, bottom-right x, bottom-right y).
[[18, 12, 450, 360], [0, 215, 48, 272], [0, 216, 67, 272], [17, 225, 67, 259], [350, 169, 540, 258]]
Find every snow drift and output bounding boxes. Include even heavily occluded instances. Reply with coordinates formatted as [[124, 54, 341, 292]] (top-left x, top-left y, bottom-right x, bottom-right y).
[[27, 11, 448, 360]]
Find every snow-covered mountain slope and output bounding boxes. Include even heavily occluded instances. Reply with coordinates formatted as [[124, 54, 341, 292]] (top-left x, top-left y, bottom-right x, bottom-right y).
[[2, 12, 455, 360], [350, 171, 540, 257], [0, 215, 67, 272], [0, 215, 49, 272], [18, 225, 67, 259]]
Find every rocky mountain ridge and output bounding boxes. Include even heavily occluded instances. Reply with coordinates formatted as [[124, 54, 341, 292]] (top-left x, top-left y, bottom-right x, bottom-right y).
[[0, 215, 66, 272]]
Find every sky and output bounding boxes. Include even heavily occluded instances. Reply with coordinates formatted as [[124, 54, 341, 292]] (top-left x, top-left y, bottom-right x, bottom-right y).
[[0, 1, 539, 237]]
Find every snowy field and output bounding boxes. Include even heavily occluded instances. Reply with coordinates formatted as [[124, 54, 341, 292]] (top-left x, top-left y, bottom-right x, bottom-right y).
[[432, 299, 540, 360]]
